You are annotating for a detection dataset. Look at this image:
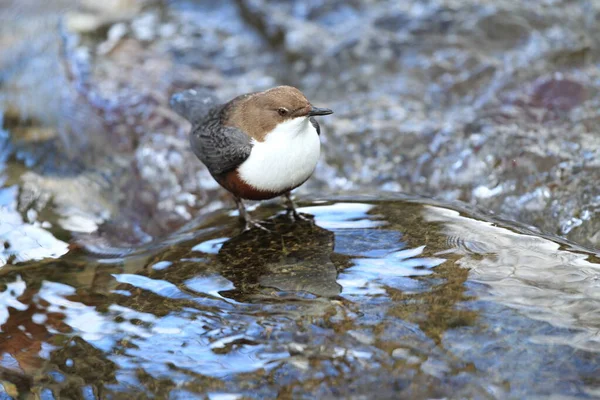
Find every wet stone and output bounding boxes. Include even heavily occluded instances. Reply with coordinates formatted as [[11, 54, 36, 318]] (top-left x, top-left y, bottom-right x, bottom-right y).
[[530, 78, 587, 111]]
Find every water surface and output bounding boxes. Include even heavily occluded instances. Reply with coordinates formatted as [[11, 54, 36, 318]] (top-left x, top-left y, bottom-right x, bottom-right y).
[[1, 198, 599, 398]]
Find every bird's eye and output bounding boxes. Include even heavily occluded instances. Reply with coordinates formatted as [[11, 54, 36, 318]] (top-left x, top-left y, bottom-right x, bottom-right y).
[[278, 107, 288, 116]]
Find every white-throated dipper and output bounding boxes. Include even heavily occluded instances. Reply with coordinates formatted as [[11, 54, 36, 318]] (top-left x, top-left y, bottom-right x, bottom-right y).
[[170, 86, 333, 230]]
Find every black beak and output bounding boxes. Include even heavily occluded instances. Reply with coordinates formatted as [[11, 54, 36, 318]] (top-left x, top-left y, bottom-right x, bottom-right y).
[[308, 107, 333, 117]]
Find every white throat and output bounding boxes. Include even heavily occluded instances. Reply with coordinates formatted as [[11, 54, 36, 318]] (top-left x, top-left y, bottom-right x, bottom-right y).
[[237, 117, 320, 193]]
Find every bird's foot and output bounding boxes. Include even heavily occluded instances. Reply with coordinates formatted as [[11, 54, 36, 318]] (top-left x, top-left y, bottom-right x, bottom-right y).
[[283, 192, 313, 224], [287, 209, 314, 223], [234, 196, 270, 232], [243, 218, 271, 232]]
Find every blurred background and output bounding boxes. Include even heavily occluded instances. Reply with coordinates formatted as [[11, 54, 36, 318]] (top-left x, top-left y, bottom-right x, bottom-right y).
[[1, 0, 600, 258]]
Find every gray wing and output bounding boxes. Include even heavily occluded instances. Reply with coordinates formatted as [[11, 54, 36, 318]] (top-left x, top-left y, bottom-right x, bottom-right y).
[[310, 117, 321, 135], [190, 120, 253, 176]]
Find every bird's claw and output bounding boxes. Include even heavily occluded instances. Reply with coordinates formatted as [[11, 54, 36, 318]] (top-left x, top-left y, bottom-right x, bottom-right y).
[[244, 219, 271, 232], [288, 210, 314, 223]]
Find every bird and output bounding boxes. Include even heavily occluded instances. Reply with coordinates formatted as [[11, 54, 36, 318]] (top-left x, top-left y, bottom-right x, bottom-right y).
[[170, 86, 333, 231]]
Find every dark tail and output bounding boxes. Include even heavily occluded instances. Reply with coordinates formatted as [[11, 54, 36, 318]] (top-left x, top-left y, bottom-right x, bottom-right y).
[[169, 88, 218, 123]]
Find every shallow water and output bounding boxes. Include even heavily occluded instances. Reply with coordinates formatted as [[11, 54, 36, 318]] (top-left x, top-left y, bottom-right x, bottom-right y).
[[1, 198, 599, 398]]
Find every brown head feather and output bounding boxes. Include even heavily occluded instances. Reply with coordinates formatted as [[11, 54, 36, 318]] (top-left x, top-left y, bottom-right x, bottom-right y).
[[223, 86, 312, 142]]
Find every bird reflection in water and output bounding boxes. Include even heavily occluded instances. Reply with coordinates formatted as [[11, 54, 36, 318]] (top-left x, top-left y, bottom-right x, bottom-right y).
[[217, 214, 342, 302]]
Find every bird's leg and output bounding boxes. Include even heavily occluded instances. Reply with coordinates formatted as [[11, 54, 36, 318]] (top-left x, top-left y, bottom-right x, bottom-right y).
[[234, 196, 270, 232], [234, 196, 248, 223], [283, 192, 312, 222]]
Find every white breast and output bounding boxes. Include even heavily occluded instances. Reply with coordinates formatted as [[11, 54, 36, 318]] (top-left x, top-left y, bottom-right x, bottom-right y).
[[237, 117, 320, 193]]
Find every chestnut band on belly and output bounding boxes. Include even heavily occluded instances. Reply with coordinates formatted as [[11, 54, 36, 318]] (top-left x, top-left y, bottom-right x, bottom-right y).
[[217, 170, 300, 201]]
